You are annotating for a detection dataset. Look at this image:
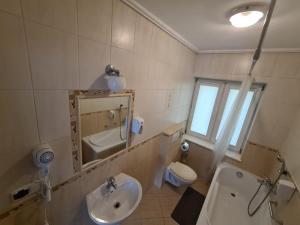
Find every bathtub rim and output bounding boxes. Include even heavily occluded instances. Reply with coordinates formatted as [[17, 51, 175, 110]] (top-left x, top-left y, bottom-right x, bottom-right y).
[[197, 162, 268, 225]]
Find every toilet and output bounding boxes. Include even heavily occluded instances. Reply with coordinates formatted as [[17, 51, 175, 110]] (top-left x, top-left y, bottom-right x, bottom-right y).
[[164, 161, 197, 187]]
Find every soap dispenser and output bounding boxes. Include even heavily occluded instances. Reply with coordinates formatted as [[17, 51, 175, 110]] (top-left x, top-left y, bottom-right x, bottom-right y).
[[131, 117, 144, 134]]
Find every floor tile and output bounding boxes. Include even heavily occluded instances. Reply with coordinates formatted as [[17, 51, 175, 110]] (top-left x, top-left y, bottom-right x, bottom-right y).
[[160, 183, 184, 197], [163, 217, 179, 225], [122, 180, 211, 225], [159, 196, 181, 218], [134, 196, 163, 219], [191, 178, 210, 196], [141, 218, 164, 225], [122, 219, 141, 225]]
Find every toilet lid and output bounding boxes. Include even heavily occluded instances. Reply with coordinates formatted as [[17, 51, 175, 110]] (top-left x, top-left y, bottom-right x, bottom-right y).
[[169, 162, 197, 182]]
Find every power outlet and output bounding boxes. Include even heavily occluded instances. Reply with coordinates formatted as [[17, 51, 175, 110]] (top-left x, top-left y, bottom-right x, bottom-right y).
[[11, 182, 41, 201]]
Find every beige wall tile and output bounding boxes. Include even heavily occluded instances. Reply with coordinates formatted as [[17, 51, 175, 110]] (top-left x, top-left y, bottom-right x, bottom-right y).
[[21, 0, 77, 33], [0, 214, 15, 225], [13, 200, 44, 225], [277, 191, 300, 225], [271, 53, 300, 78], [111, 46, 134, 78], [26, 21, 79, 89], [0, 91, 39, 212], [185, 142, 214, 180], [249, 121, 289, 150], [263, 78, 300, 106], [112, 0, 136, 50], [150, 26, 170, 63], [281, 108, 300, 188], [194, 53, 213, 75], [146, 59, 168, 90], [127, 55, 149, 90], [0, 12, 32, 89], [224, 143, 279, 179], [48, 137, 74, 185], [48, 176, 84, 225], [77, 0, 112, 43], [78, 37, 110, 89], [0, 0, 21, 15], [186, 141, 279, 181], [167, 38, 182, 67], [34, 90, 71, 142], [0, 0, 197, 220], [252, 53, 276, 77], [232, 53, 251, 75], [134, 14, 153, 57], [210, 54, 236, 76], [258, 102, 299, 129]]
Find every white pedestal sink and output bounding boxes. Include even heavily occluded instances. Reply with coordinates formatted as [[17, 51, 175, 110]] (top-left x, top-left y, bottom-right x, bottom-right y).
[[86, 173, 142, 225]]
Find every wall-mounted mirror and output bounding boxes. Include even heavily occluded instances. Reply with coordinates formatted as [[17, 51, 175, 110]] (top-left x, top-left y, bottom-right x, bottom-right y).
[[69, 90, 134, 171]]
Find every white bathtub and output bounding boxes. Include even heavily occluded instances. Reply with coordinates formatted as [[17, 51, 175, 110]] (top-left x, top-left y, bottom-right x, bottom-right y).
[[197, 163, 273, 225], [82, 126, 126, 153]]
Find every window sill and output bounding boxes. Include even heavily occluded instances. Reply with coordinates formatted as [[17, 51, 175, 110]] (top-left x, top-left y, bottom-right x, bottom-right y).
[[182, 134, 242, 162]]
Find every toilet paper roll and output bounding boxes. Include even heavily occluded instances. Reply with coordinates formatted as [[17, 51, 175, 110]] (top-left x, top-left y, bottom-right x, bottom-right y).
[[181, 141, 189, 152]]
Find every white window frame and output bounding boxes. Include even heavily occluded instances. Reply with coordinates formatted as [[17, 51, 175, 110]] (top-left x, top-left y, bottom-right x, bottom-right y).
[[187, 78, 264, 153], [187, 80, 224, 141]]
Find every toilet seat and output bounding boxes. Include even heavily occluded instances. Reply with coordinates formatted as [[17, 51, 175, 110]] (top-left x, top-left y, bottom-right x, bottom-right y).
[[169, 162, 197, 183]]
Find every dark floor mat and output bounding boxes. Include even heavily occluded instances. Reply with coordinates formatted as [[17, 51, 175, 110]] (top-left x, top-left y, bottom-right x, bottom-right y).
[[171, 187, 206, 225]]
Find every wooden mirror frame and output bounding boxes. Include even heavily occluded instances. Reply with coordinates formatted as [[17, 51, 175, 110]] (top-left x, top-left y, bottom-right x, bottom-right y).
[[68, 90, 135, 172]]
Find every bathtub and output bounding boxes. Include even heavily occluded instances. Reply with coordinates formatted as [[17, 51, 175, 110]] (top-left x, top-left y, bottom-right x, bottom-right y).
[[82, 126, 126, 154], [197, 163, 273, 225]]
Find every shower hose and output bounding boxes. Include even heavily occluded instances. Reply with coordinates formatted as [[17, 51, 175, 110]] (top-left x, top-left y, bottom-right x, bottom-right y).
[[247, 160, 285, 216]]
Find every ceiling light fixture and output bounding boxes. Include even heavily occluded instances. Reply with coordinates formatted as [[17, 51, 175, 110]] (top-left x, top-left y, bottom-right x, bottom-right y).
[[229, 5, 266, 28]]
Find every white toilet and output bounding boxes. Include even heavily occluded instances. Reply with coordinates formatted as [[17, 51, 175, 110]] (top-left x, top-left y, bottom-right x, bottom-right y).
[[164, 161, 197, 187]]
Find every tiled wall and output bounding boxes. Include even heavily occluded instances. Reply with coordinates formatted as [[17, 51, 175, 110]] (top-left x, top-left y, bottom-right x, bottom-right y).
[[195, 52, 300, 225], [80, 108, 127, 137], [185, 141, 280, 181], [0, 0, 195, 213], [195, 52, 300, 150], [0, 135, 162, 225], [277, 107, 300, 225]]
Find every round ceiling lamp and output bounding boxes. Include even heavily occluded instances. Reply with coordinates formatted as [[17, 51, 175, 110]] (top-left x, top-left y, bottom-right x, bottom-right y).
[[229, 4, 266, 28]]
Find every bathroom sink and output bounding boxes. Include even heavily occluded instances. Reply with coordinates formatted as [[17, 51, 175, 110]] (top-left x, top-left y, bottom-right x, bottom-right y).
[[86, 173, 142, 225]]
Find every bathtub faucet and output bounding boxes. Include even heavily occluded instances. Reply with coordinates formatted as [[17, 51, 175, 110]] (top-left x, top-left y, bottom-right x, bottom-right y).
[[257, 176, 272, 189]]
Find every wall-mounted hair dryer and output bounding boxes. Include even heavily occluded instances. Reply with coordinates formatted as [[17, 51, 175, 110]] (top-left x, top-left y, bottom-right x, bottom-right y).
[[32, 144, 54, 203], [33, 144, 54, 176]]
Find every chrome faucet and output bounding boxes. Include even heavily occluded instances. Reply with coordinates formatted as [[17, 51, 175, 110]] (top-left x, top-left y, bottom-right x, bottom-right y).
[[107, 177, 117, 190], [258, 176, 272, 189]]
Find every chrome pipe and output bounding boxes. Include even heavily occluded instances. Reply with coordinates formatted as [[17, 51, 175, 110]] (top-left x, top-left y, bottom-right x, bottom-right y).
[[268, 201, 283, 225], [249, 0, 277, 75]]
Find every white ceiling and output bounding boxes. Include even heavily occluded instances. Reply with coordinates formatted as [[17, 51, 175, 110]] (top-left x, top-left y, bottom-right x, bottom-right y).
[[134, 0, 300, 52]]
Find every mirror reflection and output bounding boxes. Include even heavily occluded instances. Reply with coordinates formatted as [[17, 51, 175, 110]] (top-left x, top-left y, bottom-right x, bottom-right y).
[[78, 96, 130, 165]]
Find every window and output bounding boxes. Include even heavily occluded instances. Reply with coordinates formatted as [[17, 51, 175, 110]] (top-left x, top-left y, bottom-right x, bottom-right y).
[[187, 78, 264, 153]]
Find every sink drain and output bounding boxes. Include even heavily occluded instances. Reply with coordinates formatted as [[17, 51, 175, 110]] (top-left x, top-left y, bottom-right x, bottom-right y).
[[231, 193, 236, 197], [114, 202, 121, 209]]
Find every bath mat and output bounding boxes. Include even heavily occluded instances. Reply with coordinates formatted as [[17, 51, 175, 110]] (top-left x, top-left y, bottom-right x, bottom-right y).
[[171, 187, 205, 225]]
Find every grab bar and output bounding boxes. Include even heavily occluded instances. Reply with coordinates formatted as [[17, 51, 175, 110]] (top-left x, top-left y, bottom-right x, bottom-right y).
[[268, 201, 283, 225]]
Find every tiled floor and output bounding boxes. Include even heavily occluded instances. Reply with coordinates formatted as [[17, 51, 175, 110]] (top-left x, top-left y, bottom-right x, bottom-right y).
[[122, 179, 210, 225]]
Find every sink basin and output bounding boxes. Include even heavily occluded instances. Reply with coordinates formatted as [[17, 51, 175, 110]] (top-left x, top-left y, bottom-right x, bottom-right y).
[[86, 173, 142, 225]]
